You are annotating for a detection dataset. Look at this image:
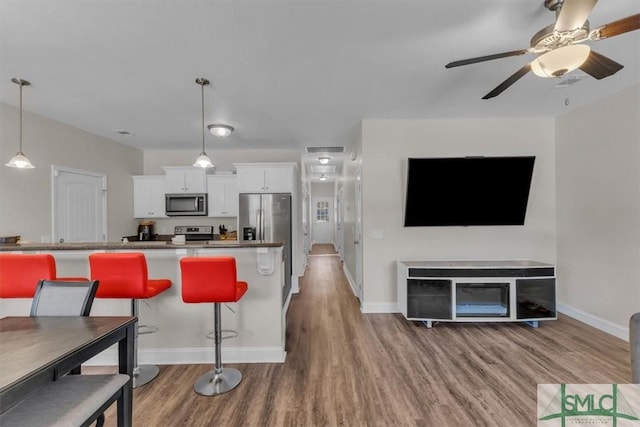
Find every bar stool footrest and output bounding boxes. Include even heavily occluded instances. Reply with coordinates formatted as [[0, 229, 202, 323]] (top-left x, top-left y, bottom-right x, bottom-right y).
[[137, 324, 158, 335]]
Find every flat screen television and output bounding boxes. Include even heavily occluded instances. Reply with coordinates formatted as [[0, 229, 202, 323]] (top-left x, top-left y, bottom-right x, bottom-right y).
[[404, 156, 535, 227]]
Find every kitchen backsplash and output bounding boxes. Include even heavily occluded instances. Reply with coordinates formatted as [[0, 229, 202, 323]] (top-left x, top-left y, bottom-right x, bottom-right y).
[[138, 217, 238, 236]]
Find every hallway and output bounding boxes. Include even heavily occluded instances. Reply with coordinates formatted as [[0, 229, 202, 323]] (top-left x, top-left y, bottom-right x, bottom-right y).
[[101, 244, 630, 426]]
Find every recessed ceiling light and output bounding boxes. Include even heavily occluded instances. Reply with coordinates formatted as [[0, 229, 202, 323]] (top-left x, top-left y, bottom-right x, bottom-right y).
[[318, 156, 330, 164], [208, 124, 234, 137]]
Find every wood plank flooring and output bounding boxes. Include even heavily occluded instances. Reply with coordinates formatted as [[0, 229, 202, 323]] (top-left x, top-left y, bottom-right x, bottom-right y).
[[97, 246, 631, 426]]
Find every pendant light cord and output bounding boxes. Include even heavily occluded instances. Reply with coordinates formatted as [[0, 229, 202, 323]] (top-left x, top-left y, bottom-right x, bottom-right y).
[[19, 82, 23, 153], [201, 82, 205, 153]]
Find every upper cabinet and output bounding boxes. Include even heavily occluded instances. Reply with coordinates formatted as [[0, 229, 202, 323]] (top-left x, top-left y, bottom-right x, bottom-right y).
[[133, 176, 167, 218], [234, 163, 296, 193], [163, 166, 207, 194], [207, 175, 238, 217]]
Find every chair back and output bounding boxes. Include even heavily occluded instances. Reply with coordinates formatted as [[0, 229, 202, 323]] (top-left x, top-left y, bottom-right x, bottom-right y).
[[180, 256, 240, 303], [632, 313, 640, 383], [89, 252, 149, 299], [0, 254, 57, 298], [30, 280, 99, 316]]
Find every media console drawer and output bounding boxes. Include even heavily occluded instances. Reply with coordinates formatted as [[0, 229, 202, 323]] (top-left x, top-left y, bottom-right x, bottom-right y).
[[397, 260, 556, 328]]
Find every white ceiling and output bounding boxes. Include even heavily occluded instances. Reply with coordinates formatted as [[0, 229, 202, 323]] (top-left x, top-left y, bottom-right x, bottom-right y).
[[1, 0, 638, 179]]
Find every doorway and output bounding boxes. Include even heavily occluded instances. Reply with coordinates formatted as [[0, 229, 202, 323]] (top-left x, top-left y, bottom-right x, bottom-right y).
[[311, 197, 333, 244], [52, 165, 107, 243]]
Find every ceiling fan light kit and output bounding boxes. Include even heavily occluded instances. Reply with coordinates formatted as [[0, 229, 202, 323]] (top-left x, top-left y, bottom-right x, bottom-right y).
[[530, 44, 591, 78], [444, 0, 640, 98]]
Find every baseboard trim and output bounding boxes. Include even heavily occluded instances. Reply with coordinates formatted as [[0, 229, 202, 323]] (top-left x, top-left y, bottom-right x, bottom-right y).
[[343, 264, 357, 298], [361, 302, 400, 314], [84, 346, 287, 366], [557, 303, 629, 341]]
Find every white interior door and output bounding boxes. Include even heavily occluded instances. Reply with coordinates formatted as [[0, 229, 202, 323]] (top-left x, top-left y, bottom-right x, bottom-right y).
[[302, 192, 311, 258], [53, 166, 107, 243], [311, 197, 333, 244], [336, 190, 344, 260], [355, 169, 363, 300]]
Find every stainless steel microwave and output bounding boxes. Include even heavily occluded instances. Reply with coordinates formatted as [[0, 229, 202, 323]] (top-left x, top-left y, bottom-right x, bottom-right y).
[[165, 193, 208, 216]]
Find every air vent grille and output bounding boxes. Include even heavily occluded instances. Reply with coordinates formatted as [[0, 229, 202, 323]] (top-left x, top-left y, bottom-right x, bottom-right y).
[[306, 146, 345, 154], [310, 165, 337, 174]]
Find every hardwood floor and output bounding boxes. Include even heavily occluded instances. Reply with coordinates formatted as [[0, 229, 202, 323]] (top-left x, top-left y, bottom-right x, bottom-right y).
[[98, 246, 631, 426]]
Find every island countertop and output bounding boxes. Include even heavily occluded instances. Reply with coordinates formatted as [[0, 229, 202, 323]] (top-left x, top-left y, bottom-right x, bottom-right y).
[[0, 240, 283, 251], [0, 242, 288, 364]]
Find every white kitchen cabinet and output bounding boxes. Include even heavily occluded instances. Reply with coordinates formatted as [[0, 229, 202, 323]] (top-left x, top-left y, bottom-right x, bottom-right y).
[[163, 167, 207, 193], [207, 175, 238, 217], [133, 175, 167, 218], [234, 163, 296, 193]]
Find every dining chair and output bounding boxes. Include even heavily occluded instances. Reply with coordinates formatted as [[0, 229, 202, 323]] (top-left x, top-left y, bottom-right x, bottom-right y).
[[28, 278, 107, 427], [30, 279, 100, 316]]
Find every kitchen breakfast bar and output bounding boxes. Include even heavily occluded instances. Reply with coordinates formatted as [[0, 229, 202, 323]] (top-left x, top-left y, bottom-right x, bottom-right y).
[[0, 241, 288, 365]]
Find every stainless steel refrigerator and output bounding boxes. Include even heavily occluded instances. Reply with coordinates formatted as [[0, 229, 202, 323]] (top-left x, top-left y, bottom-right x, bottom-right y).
[[238, 193, 292, 303]]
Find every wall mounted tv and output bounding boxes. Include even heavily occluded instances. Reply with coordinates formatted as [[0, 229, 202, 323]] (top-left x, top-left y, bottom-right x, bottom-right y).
[[404, 156, 535, 227]]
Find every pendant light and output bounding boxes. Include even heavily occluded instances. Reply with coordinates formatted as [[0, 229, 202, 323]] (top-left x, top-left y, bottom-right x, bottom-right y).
[[6, 78, 35, 169], [193, 78, 214, 169]]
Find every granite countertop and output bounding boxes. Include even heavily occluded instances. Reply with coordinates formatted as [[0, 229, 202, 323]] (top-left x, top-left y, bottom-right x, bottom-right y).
[[0, 241, 283, 251]]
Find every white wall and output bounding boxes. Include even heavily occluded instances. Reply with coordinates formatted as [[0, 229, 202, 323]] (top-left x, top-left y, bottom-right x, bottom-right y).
[[0, 103, 143, 242], [360, 118, 556, 308], [341, 130, 362, 286], [556, 84, 640, 329]]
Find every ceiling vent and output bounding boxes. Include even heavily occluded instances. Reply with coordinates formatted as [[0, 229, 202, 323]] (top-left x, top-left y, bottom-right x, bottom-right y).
[[305, 146, 345, 154], [310, 165, 337, 174]]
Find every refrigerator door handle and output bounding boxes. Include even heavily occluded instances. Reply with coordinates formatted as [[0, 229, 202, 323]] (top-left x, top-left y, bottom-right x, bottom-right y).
[[260, 206, 265, 240], [256, 209, 261, 241]]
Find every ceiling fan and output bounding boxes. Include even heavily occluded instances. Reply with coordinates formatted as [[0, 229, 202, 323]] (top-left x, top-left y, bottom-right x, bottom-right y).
[[445, 0, 640, 99]]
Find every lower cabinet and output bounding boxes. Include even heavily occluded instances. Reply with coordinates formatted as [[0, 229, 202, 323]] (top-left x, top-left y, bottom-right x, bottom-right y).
[[398, 260, 556, 327], [407, 279, 452, 320]]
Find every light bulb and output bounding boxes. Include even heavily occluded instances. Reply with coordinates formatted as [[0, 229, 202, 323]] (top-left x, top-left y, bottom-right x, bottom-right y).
[[531, 45, 591, 78], [193, 152, 214, 168]]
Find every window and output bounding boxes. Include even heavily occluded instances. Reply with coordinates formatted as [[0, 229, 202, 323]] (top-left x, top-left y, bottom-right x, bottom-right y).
[[315, 201, 330, 223]]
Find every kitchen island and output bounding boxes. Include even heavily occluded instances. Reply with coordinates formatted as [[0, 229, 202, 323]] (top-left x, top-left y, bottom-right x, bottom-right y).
[[0, 241, 288, 365]]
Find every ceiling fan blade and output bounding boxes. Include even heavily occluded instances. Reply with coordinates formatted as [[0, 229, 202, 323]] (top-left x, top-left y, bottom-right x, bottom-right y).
[[591, 13, 640, 39], [554, 0, 598, 32], [579, 50, 624, 80], [445, 49, 529, 68], [482, 64, 532, 100]]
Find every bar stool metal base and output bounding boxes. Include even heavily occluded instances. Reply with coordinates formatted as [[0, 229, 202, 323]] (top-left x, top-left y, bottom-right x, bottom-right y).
[[133, 364, 160, 388], [194, 367, 242, 396]]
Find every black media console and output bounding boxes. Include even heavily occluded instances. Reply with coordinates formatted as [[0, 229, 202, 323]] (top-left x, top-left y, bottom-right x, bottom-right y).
[[397, 260, 557, 328]]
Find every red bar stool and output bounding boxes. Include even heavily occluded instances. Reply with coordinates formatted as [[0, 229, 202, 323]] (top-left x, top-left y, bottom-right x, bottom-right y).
[[180, 256, 248, 396], [89, 252, 171, 388], [0, 253, 87, 298]]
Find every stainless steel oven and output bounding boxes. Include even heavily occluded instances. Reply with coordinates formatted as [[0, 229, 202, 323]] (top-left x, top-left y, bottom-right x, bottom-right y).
[[165, 193, 207, 216]]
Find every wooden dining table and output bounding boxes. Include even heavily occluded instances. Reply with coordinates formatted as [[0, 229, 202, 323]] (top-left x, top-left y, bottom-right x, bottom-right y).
[[0, 316, 136, 426]]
